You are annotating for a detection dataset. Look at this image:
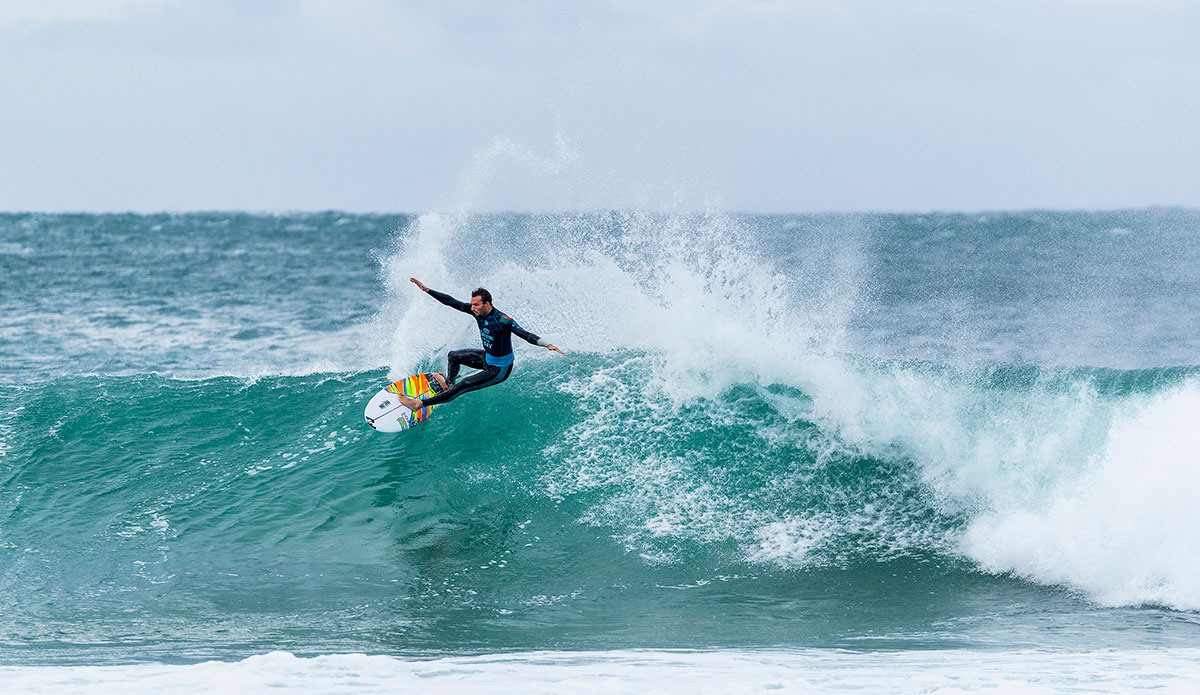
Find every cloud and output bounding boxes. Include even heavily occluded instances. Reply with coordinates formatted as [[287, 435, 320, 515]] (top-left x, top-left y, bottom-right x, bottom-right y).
[[1, 1, 1197, 211]]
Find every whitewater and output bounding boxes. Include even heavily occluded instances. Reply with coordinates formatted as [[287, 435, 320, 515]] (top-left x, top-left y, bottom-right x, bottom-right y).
[[2, 209, 1199, 691]]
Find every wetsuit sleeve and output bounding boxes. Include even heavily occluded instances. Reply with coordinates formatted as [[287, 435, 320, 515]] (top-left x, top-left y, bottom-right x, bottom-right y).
[[501, 315, 542, 346], [427, 289, 471, 314]]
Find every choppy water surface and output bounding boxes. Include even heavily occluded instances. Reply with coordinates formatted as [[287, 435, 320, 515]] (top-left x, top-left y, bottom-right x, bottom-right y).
[[2, 210, 1199, 689]]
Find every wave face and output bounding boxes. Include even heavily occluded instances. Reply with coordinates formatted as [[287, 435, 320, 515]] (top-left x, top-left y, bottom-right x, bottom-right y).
[[3, 210, 1200, 663]]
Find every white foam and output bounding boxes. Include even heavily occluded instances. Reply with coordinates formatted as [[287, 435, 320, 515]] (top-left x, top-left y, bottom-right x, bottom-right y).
[[762, 360, 1200, 609], [0, 241, 33, 256], [3, 649, 1198, 694], [6, 304, 380, 382], [375, 210, 1200, 609], [962, 382, 1200, 609]]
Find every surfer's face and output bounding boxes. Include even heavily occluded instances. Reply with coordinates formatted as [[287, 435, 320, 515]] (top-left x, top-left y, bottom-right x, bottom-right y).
[[470, 296, 491, 317]]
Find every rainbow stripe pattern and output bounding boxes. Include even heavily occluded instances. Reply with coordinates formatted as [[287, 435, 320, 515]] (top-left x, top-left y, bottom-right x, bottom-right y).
[[385, 372, 439, 429]]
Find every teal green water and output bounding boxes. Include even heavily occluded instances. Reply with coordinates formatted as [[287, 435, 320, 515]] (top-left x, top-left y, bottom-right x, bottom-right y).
[[4, 361, 1200, 663], [2, 211, 1200, 664]]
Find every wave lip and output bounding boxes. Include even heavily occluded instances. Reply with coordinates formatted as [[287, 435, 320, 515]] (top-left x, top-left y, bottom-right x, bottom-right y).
[[962, 381, 1200, 609]]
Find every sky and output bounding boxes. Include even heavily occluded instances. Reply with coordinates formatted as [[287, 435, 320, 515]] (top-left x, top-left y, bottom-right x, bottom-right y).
[[1, 0, 1198, 213]]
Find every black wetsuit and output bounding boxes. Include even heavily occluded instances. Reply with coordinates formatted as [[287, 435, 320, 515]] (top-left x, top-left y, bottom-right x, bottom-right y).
[[420, 289, 544, 407]]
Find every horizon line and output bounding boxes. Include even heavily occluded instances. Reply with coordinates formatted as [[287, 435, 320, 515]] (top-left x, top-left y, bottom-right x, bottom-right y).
[[1, 204, 1197, 217]]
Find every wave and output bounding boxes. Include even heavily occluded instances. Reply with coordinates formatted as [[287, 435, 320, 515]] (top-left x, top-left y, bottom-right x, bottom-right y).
[[4, 209, 1199, 642], [365, 211, 1200, 610], [4, 355, 1199, 614]]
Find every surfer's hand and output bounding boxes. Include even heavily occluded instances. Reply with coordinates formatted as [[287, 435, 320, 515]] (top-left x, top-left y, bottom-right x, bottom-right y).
[[547, 344, 565, 354], [409, 277, 429, 292]]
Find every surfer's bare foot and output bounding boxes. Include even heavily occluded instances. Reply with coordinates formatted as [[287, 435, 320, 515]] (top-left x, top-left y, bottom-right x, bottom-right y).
[[397, 394, 423, 411], [433, 372, 448, 390]]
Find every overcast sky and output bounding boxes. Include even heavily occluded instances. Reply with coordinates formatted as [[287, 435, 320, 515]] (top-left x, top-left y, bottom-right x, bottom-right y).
[[2, 0, 1198, 213]]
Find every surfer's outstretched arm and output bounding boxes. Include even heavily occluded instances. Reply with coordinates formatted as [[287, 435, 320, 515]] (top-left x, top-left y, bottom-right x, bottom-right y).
[[503, 315, 565, 354], [410, 278, 470, 314]]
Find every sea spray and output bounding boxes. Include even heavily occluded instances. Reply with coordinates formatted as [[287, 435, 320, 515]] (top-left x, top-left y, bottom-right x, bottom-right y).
[[372, 210, 1200, 610], [4, 210, 1200, 665]]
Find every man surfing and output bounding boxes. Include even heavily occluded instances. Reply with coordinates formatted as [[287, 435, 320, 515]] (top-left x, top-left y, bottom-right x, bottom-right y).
[[396, 278, 564, 412]]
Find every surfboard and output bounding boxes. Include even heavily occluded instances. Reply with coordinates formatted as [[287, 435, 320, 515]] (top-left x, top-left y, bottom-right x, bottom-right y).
[[364, 372, 442, 432]]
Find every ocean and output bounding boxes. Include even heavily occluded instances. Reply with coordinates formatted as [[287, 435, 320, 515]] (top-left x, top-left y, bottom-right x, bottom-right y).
[[2, 209, 1199, 692]]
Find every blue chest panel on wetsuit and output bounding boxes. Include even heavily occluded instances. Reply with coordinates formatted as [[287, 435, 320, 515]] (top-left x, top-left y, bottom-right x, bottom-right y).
[[477, 310, 521, 366]]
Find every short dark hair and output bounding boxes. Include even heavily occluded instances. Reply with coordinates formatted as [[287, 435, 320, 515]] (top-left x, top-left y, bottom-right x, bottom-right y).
[[471, 287, 492, 304]]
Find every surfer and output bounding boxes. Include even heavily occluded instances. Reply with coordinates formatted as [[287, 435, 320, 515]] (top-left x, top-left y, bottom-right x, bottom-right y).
[[396, 278, 564, 412]]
